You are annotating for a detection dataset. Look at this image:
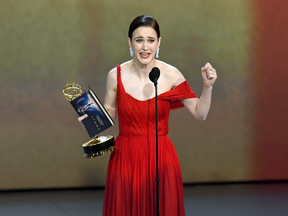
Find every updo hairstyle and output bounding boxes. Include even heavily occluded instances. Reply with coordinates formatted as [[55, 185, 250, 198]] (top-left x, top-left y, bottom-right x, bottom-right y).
[[128, 15, 160, 40]]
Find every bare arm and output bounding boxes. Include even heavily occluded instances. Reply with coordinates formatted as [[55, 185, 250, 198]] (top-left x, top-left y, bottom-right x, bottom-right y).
[[78, 68, 118, 123], [181, 62, 217, 121], [103, 68, 118, 121]]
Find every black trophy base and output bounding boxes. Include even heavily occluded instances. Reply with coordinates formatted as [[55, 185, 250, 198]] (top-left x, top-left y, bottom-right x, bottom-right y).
[[82, 135, 117, 158]]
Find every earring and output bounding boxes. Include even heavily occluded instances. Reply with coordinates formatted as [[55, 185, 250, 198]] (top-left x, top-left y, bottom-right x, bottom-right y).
[[156, 47, 159, 58], [130, 47, 134, 57]]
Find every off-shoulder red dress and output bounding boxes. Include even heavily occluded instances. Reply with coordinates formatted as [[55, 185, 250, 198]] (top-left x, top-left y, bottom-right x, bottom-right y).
[[102, 65, 197, 216]]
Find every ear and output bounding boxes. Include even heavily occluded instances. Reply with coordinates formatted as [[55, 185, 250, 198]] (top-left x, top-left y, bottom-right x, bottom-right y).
[[157, 37, 162, 48], [128, 38, 132, 48]]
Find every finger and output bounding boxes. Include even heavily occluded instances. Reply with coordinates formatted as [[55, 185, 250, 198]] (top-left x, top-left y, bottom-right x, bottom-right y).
[[78, 114, 88, 127], [202, 63, 212, 73], [202, 64, 208, 71], [206, 71, 212, 79], [78, 114, 88, 122], [205, 62, 212, 69], [206, 69, 216, 80]]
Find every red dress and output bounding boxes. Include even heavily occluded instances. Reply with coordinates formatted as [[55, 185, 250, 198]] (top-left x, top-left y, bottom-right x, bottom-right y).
[[102, 65, 197, 216]]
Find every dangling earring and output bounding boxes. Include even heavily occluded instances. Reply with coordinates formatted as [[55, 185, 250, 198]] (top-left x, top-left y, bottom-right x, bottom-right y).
[[156, 47, 160, 58], [130, 47, 134, 57]]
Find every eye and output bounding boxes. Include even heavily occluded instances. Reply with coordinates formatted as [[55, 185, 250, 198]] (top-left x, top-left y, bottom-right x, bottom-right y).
[[148, 39, 155, 43], [136, 39, 143, 43]]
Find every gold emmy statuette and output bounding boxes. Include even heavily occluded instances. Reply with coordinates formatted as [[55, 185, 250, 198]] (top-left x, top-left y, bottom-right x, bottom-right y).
[[62, 82, 117, 158], [62, 82, 83, 101]]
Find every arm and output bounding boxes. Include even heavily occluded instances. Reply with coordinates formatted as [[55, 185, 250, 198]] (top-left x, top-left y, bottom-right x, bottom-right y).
[[103, 68, 118, 121], [181, 62, 217, 121], [78, 68, 118, 123]]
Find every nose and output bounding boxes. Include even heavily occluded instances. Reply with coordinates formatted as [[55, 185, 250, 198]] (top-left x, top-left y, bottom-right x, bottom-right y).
[[142, 41, 148, 50]]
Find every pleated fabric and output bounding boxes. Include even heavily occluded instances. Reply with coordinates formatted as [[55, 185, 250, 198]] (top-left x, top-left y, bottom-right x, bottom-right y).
[[102, 65, 197, 216]]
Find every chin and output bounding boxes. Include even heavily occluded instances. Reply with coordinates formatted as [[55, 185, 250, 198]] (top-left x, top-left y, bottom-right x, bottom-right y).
[[137, 56, 154, 64]]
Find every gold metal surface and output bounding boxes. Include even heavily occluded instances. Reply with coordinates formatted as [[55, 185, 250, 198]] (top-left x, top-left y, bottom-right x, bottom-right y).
[[82, 135, 117, 158], [62, 82, 82, 101]]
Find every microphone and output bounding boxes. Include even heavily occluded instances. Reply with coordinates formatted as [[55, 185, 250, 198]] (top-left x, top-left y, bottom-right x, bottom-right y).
[[149, 66, 160, 216], [149, 67, 160, 86]]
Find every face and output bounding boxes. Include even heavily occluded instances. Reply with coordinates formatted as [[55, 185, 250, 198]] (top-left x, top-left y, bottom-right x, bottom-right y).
[[129, 26, 161, 65]]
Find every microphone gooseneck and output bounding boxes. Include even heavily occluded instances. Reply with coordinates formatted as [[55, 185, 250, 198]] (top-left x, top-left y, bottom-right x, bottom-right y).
[[149, 67, 160, 86]]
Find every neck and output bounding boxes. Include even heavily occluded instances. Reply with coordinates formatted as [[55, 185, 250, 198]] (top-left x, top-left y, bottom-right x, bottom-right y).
[[131, 59, 157, 79]]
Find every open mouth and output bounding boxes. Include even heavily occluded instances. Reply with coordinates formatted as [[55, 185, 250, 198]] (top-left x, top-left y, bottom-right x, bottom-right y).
[[140, 52, 150, 58]]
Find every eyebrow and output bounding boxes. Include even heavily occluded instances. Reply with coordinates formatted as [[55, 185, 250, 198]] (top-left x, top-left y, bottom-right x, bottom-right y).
[[134, 36, 156, 39]]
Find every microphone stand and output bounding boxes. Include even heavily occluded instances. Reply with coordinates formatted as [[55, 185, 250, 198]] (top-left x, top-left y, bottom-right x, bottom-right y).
[[149, 67, 160, 216], [153, 78, 160, 216]]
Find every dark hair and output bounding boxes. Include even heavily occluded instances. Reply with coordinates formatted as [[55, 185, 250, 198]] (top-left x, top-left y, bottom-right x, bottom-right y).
[[128, 15, 160, 40]]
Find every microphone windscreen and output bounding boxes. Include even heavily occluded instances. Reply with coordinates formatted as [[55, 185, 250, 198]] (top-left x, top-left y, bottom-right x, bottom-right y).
[[149, 67, 160, 83]]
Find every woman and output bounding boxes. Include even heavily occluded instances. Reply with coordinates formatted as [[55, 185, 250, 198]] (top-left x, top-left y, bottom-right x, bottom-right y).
[[81, 15, 217, 216]]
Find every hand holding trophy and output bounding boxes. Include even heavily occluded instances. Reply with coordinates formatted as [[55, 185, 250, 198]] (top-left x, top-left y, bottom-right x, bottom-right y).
[[62, 83, 117, 158]]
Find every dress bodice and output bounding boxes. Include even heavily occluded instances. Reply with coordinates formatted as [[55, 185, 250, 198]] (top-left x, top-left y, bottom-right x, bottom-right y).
[[116, 65, 197, 137]]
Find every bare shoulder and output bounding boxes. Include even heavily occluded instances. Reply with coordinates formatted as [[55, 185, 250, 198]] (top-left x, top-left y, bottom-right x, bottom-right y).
[[107, 60, 133, 85], [107, 66, 117, 76], [119, 60, 133, 76], [106, 67, 118, 90], [156, 61, 186, 87]]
